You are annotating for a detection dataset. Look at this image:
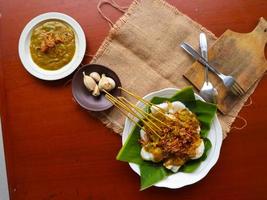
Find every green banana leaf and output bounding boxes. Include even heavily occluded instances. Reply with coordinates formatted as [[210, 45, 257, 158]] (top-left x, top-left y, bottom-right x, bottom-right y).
[[116, 87, 217, 190]]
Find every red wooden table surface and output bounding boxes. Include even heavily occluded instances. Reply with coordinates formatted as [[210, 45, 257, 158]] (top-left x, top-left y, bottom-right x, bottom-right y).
[[1, 0, 267, 199]]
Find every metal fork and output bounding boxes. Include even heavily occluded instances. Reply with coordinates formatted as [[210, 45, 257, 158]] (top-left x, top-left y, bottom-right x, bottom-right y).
[[180, 42, 245, 96]]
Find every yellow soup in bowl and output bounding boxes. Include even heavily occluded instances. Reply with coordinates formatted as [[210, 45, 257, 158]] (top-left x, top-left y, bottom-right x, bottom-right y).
[[30, 20, 75, 70]]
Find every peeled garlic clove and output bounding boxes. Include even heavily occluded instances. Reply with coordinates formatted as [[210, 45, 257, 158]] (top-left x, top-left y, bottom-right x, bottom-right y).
[[89, 72, 101, 82], [106, 77, 116, 90], [98, 74, 116, 92], [83, 72, 96, 91], [92, 85, 100, 96]]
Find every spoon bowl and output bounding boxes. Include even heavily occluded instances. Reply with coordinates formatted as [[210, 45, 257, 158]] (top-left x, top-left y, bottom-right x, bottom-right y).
[[200, 82, 218, 103]]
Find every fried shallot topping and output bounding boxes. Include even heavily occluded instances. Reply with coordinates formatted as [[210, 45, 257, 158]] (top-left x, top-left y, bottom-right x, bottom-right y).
[[40, 32, 63, 53], [140, 108, 201, 166]]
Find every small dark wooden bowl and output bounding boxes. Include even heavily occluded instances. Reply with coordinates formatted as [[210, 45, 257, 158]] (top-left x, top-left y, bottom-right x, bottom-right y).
[[72, 64, 121, 111]]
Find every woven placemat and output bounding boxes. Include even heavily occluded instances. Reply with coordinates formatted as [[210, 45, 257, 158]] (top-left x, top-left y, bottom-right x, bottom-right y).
[[91, 0, 256, 138]]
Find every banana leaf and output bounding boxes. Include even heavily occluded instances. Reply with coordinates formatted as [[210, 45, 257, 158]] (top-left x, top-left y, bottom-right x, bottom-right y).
[[116, 87, 217, 190]]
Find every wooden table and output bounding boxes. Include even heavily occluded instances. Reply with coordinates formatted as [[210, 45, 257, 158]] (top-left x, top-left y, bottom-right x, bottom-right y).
[[1, 0, 267, 199]]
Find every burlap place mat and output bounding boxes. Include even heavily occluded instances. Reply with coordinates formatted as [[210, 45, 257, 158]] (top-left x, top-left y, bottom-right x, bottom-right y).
[[91, 0, 256, 138]]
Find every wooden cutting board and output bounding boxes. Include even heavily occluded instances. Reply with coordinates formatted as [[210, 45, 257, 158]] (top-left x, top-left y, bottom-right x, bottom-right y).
[[184, 17, 267, 114]]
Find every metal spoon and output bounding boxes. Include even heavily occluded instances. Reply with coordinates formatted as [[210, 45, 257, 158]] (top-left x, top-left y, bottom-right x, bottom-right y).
[[199, 33, 217, 103]]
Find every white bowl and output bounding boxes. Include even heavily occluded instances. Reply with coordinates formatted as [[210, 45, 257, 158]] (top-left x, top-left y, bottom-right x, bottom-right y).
[[122, 88, 223, 189], [18, 12, 86, 80]]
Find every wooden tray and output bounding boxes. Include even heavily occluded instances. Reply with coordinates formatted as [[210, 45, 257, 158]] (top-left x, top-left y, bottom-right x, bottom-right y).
[[184, 17, 267, 114]]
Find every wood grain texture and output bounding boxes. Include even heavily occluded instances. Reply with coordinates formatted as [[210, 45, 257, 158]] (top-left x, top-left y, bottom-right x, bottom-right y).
[[1, 0, 267, 199], [184, 17, 267, 114]]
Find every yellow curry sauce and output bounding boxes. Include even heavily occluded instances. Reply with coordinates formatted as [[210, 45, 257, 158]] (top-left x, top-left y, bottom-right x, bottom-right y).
[[30, 20, 75, 70]]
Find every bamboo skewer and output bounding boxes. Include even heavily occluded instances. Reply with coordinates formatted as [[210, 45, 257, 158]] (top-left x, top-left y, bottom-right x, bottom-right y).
[[119, 97, 163, 138], [105, 95, 161, 138], [104, 91, 162, 138], [118, 97, 161, 130], [118, 87, 173, 119], [118, 87, 165, 115], [118, 97, 169, 128], [105, 95, 144, 131]]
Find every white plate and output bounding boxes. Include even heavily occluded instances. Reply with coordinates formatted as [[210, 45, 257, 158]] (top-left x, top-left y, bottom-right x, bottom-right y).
[[18, 12, 86, 80], [122, 88, 223, 189]]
